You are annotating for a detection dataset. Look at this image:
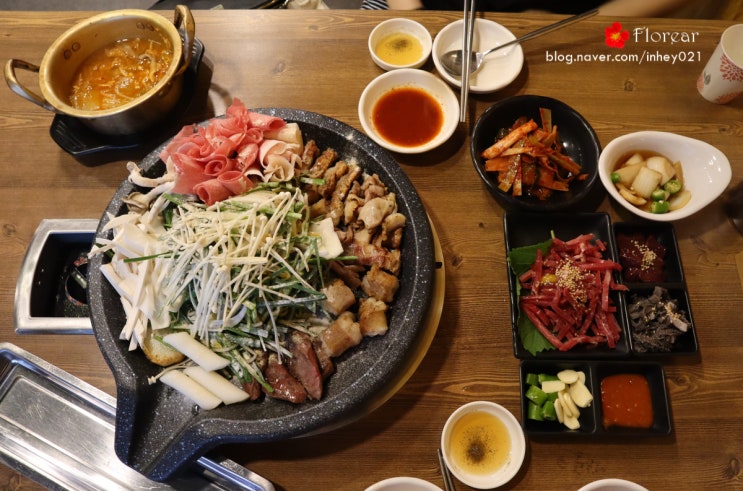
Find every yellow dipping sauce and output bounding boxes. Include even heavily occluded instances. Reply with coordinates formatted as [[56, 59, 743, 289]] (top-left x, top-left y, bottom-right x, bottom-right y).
[[374, 32, 423, 66], [449, 410, 511, 476]]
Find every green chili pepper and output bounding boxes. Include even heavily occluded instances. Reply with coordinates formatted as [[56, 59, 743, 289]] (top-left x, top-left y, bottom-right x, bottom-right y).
[[538, 373, 559, 383], [525, 384, 548, 406], [527, 401, 544, 421], [650, 200, 670, 214], [541, 400, 557, 421], [651, 189, 667, 201], [663, 179, 682, 195]]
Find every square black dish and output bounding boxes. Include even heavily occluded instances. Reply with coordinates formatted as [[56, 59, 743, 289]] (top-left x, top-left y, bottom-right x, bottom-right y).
[[520, 360, 598, 436], [613, 222, 684, 285], [625, 285, 698, 356], [520, 360, 672, 437], [594, 362, 672, 437], [504, 212, 631, 359], [613, 222, 698, 356]]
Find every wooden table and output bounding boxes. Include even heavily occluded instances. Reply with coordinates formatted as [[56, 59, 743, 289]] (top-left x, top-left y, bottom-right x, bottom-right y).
[[1, 9, 742, 490]]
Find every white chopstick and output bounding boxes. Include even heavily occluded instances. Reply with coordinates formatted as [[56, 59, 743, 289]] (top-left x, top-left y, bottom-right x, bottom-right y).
[[459, 0, 475, 122]]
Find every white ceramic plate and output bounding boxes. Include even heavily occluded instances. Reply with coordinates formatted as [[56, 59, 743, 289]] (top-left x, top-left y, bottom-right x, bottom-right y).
[[432, 19, 524, 94], [599, 131, 731, 222], [365, 477, 443, 491], [579, 478, 649, 491], [358, 68, 459, 154]]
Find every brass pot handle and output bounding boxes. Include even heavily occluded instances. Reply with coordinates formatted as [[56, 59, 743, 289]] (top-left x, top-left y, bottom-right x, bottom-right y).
[[4, 59, 55, 112], [172, 5, 195, 77]]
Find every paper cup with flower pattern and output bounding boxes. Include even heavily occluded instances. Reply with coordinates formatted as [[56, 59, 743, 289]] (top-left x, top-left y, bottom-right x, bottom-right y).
[[697, 24, 743, 104]]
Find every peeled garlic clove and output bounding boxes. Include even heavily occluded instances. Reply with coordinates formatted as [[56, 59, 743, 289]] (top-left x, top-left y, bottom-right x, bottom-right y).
[[560, 389, 580, 418], [569, 380, 594, 408], [554, 398, 565, 424], [557, 369, 579, 384], [541, 380, 566, 394], [564, 413, 581, 430], [577, 371, 586, 384]]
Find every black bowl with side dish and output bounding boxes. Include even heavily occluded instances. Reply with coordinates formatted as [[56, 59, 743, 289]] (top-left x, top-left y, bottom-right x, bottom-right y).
[[471, 95, 602, 212]]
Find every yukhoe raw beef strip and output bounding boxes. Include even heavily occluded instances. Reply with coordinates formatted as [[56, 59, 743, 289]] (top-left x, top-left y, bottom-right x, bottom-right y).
[[519, 234, 627, 351]]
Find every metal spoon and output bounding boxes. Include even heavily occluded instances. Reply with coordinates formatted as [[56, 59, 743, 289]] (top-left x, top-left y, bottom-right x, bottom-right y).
[[440, 8, 599, 77]]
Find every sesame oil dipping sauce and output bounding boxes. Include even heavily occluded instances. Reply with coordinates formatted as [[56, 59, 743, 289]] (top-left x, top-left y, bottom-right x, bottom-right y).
[[441, 401, 525, 489], [449, 410, 511, 476], [374, 32, 424, 67], [371, 86, 444, 148]]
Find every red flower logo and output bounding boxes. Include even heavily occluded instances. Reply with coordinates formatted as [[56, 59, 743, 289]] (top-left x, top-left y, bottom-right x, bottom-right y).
[[605, 22, 629, 49]]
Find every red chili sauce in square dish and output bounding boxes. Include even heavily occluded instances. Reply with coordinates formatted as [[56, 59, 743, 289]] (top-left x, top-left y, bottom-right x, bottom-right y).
[[600, 373, 654, 429]]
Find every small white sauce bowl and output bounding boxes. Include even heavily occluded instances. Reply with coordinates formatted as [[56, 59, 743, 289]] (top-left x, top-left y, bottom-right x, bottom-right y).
[[599, 131, 731, 222], [369, 18, 432, 71], [579, 478, 649, 491], [364, 477, 443, 491], [358, 68, 459, 154], [432, 19, 524, 94], [440, 401, 526, 489]]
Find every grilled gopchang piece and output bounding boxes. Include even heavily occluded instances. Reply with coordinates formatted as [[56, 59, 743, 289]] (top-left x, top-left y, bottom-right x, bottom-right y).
[[297, 148, 404, 393], [261, 147, 405, 402]]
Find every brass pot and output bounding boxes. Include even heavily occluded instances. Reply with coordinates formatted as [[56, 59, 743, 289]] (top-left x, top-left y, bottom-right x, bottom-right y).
[[4, 6, 195, 136]]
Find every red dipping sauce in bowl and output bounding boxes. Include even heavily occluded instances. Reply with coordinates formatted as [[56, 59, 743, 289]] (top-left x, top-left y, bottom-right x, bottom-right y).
[[372, 86, 443, 148]]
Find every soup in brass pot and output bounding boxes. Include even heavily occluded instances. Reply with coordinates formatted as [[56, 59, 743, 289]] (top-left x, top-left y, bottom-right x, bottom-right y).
[[69, 37, 173, 111]]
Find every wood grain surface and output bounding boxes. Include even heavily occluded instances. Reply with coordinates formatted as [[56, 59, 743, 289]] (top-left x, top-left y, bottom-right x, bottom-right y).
[[0, 9, 741, 490]]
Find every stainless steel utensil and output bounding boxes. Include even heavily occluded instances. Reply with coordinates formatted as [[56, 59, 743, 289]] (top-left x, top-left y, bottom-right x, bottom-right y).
[[0, 342, 274, 491], [441, 8, 599, 77], [459, 0, 476, 122]]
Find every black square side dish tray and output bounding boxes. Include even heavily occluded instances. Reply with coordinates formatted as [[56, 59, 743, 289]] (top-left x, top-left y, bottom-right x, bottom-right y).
[[520, 359, 672, 438], [504, 212, 698, 359], [613, 222, 698, 356], [504, 212, 630, 359]]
